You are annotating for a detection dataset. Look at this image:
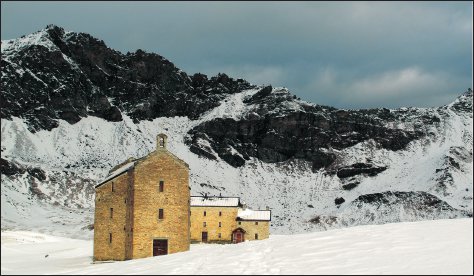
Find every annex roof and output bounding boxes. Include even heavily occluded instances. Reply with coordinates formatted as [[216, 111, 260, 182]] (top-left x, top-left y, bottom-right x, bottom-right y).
[[190, 196, 240, 207], [237, 208, 271, 221]]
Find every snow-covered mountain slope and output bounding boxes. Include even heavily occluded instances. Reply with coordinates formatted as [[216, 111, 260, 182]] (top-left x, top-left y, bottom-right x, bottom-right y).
[[1, 25, 472, 237], [2, 88, 472, 236], [1, 219, 472, 275]]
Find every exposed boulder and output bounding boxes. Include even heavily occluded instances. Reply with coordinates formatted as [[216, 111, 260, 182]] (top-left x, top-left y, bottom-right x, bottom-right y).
[[336, 163, 387, 179], [342, 182, 360, 190], [335, 197, 345, 205]]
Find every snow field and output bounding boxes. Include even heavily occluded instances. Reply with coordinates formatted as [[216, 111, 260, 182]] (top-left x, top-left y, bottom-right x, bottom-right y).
[[1, 219, 472, 275]]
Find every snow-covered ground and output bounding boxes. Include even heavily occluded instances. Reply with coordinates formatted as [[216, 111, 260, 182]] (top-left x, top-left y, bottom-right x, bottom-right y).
[[1, 218, 472, 275]]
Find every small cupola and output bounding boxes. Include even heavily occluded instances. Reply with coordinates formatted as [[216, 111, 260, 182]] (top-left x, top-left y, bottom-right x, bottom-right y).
[[157, 133, 168, 150]]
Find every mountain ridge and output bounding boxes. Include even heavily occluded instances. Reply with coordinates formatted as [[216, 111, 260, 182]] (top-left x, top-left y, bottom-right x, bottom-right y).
[[1, 25, 472, 237]]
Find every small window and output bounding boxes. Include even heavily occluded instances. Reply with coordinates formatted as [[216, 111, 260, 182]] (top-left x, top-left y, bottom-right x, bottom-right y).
[[219, 222, 222, 227], [158, 209, 164, 219], [255, 222, 258, 225], [159, 181, 164, 192], [204, 211, 206, 216], [219, 211, 222, 216], [111, 182, 114, 192], [109, 233, 112, 244], [159, 137, 165, 147], [124, 199, 127, 204], [203, 222, 206, 227], [255, 233, 258, 240], [218, 233, 221, 238], [110, 208, 113, 219]]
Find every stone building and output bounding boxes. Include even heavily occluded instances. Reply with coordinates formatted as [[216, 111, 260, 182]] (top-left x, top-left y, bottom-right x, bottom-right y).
[[190, 196, 271, 243], [93, 134, 190, 261], [93, 134, 271, 261]]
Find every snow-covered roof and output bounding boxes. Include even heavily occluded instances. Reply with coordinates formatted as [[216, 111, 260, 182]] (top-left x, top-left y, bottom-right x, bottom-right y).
[[237, 208, 271, 221], [95, 161, 135, 188], [190, 196, 240, 207]]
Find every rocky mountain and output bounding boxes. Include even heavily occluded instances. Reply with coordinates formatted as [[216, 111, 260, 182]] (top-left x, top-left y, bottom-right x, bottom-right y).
[[1, 25, 253, 132], [1, 25, 472, 238]]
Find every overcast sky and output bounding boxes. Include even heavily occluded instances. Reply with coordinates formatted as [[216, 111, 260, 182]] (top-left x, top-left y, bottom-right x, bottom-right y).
[[1, 1, 472, 109]]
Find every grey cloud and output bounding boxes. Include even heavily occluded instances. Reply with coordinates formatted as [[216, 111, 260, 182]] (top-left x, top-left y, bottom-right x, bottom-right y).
[[1, 1, 472, 109], [305, 66, 469, 109]]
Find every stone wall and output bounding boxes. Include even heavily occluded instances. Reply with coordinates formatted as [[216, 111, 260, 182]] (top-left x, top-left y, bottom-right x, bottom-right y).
[[238, 220, 270, 241], [93, 171, 131, 261], [190, 206, 238, 243], [131, 149, 190, 259]]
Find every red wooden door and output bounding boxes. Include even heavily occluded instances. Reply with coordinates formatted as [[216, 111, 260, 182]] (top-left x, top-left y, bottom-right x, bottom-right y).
[[235, 232, 242, 243], [233, 231, 244, 243], [153, 239, 168, 256]]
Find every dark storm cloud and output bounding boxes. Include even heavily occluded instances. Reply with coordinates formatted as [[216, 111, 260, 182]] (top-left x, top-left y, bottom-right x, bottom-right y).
[[1, 1, 472, 109]]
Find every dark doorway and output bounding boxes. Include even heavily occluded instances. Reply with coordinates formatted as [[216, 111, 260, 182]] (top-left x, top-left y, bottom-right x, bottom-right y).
[[202, 231, 208, 242], [153, 239, 168, 256], [232, 228, 246, 243]]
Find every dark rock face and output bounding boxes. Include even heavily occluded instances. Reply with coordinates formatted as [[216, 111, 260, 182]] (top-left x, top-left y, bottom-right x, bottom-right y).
[[432, 146, 471, 197], [308, 215, 338, 225], [27, 167, 47, 181], [350, 191, 472, 219], [1, 158, 47, 183], [336, 163, 387, 179], [189, 145, 218, 161], [186, 107, 421, 169], [1, 25, 254, 132], [321, 191, 473, 228], [311, 151, 337, 171], [355, 191, 453, 210], [2, 25, 471, 174], [185, 81, 438, 169], [450, 89, 473, 114], [218, 149, 246, 167], [342, 182, 360, 190], [243, 85, 273, 104], [0, 158, 26, 176]]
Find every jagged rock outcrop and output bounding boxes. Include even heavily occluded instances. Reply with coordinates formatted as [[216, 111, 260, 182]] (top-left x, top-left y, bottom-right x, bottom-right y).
[[335, 163, 387, 179], [1, 25, 253, 132], [0, 158, 26, 176], [186, 86, 423, 169], [309, 191, 471, 230]]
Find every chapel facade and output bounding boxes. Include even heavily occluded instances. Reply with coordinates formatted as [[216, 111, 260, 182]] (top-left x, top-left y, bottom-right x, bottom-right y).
[[93, 134, 190, 261]]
